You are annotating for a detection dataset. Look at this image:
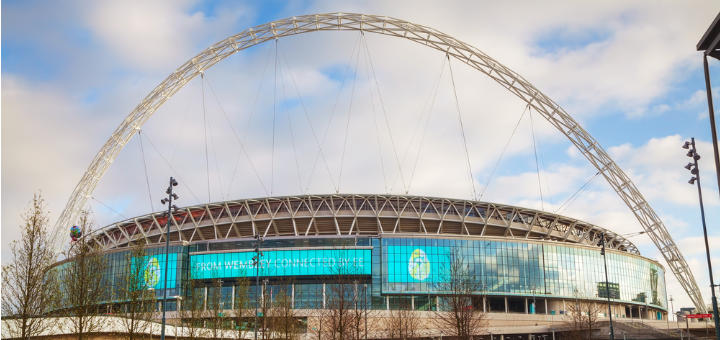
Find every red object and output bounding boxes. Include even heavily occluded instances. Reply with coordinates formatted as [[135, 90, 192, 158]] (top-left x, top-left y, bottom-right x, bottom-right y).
[[686, 313, 713, 319]]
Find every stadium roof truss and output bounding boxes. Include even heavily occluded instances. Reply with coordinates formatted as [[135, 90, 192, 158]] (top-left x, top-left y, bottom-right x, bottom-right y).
[[88, 194, 640, 255], [55, 13, 706, 311]]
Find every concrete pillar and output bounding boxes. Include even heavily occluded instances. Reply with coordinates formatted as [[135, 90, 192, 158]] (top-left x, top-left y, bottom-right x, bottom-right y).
[[525, 298, 529, 314], [544, 299, 548, 314], [203, 286, 208, 310], [505, 296, 509, 313], [483, 296, 487, 313], [411, 296, 415, 310]]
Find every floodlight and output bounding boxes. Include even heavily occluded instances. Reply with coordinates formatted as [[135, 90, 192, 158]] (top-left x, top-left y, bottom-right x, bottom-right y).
[[682, 141, 691, 149]]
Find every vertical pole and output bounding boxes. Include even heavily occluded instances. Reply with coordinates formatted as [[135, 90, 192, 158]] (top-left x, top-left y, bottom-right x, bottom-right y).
[[600, 233, 615, 340], [702, 55, 720, 206], [254, 235, 262, 340], [161, 177, 175, 340], [689, 137, 720, 340]]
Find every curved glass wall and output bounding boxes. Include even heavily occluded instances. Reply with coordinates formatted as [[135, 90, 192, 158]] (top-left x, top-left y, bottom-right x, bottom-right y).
[[50, 236, 666, 313], [380, 237, 666, 309]]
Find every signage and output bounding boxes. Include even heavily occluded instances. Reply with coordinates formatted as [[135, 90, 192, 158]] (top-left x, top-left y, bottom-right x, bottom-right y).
[[131, 253, 178, 290], [686, 313, 713, 319], [386, 246, 450, 284], [190, 248, 371, 279]]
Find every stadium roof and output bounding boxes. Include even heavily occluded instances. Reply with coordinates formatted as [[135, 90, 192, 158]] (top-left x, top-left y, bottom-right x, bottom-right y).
[[85, 194, 640, 254]]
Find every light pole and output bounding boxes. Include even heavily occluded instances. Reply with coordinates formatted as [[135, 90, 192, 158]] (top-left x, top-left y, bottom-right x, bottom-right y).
[[252, 234, 264, 340], [598, 232, 615, 340], [683, 138, 720, 340], [160, 177, 179, 340]]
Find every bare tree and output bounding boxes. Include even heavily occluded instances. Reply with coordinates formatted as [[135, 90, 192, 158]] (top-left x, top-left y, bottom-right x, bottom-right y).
[[230, 277, 250, 339], [269, 285, 299, 340], [564, 292, 602, 340], [57, 211, 109, 339], [1, 194, 58, 339], [385, 299, 420, 340], [179, 278, 208, 339], [434, 250, 486, 339], [322, 265, 369, 340], [207, 278, 230, 339], [118, 242, 158, 340]]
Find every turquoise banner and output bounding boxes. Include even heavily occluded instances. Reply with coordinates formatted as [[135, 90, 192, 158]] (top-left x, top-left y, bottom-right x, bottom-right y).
[[190, 248, 371, 279], [385, 246, 450, 283], [131, 253, 178, 290]]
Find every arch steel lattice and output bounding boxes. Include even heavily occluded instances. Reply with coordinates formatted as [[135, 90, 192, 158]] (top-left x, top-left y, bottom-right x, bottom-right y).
[[54, 12, 706, 311]]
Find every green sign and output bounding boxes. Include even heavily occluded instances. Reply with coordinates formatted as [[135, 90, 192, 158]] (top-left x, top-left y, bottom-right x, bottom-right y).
[[190, 248, 371, 279]]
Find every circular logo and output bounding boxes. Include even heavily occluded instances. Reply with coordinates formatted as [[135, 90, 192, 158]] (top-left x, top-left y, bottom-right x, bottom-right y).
[[408, 249, 430, 281], [143, 257, 160, 288]]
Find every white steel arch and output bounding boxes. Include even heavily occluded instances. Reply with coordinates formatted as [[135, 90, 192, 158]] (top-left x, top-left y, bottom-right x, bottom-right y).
[[54, 12, 705, 311]]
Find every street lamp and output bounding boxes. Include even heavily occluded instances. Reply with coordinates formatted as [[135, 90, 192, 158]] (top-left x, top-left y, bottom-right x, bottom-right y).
[[252, 234, 264, 340], [598, 232, 615, 340], [160, 177, 179, 340], [683, 138, 720, 340]]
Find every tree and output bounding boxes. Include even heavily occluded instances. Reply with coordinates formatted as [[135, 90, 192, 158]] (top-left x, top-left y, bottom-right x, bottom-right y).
[[269, 285, 299, 340], [179, 278, 208, 339], [322, 266, 368, 340], [207, 278, 230, 339], [118, 242, 158, 340], [434, 250, 486, 339], [57, 211, 109, 339], [385, 299, 420, 340], [231, 278, 251, 340], [1, 194, 58, 339], [564, 291, 602, 340]]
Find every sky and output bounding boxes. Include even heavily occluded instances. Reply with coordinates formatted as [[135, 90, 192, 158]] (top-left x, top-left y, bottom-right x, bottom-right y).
[[2, 0, 720, 313]]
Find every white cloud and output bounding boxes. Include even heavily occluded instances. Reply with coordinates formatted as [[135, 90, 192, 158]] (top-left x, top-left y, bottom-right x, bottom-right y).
[[84, 0, 250, 72], [3, 0, 720, 314]]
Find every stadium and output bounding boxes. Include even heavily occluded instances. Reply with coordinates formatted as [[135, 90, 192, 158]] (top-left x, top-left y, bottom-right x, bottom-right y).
[[37, 12, 705, 338], [49, 194, 668, 336]]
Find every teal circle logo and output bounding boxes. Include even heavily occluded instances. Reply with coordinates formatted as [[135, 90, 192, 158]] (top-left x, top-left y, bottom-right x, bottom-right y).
[[408, 249, 430, 281]]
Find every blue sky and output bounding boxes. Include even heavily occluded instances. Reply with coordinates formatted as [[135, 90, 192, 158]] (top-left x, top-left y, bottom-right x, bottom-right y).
[[2, 0, 720, 311]]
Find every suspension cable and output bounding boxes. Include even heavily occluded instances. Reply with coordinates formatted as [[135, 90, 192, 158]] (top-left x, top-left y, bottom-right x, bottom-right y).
[[225, 44, 275, 198], [447, 54, 478, 201], [555, 171, 600, 214], [271, 39, 278, 195], [200, 73, 211, 202], [137, 131, 155, 212], [338, 39, 361, 194], [203, 76, 269, 196], [362, 52, 389, 193], [91, 196, 129, 221], [479, 105, 529, 200], [276, 51, 304, 194], [528, 107, 544, 210], [361, 32, 408, 194], [407, 55, 447, 193], [279, 52, 337, 193], [303, 34, 363, 193], [142, 129, 201, 202]]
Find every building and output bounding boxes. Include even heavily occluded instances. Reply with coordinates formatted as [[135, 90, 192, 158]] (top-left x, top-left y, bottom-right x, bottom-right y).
[[51, 194, 668, 336]]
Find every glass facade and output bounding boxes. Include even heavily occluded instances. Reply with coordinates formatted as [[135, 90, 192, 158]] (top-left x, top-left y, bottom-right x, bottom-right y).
[[50, 236, 667, 313], [380, 238, 666, 309]]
